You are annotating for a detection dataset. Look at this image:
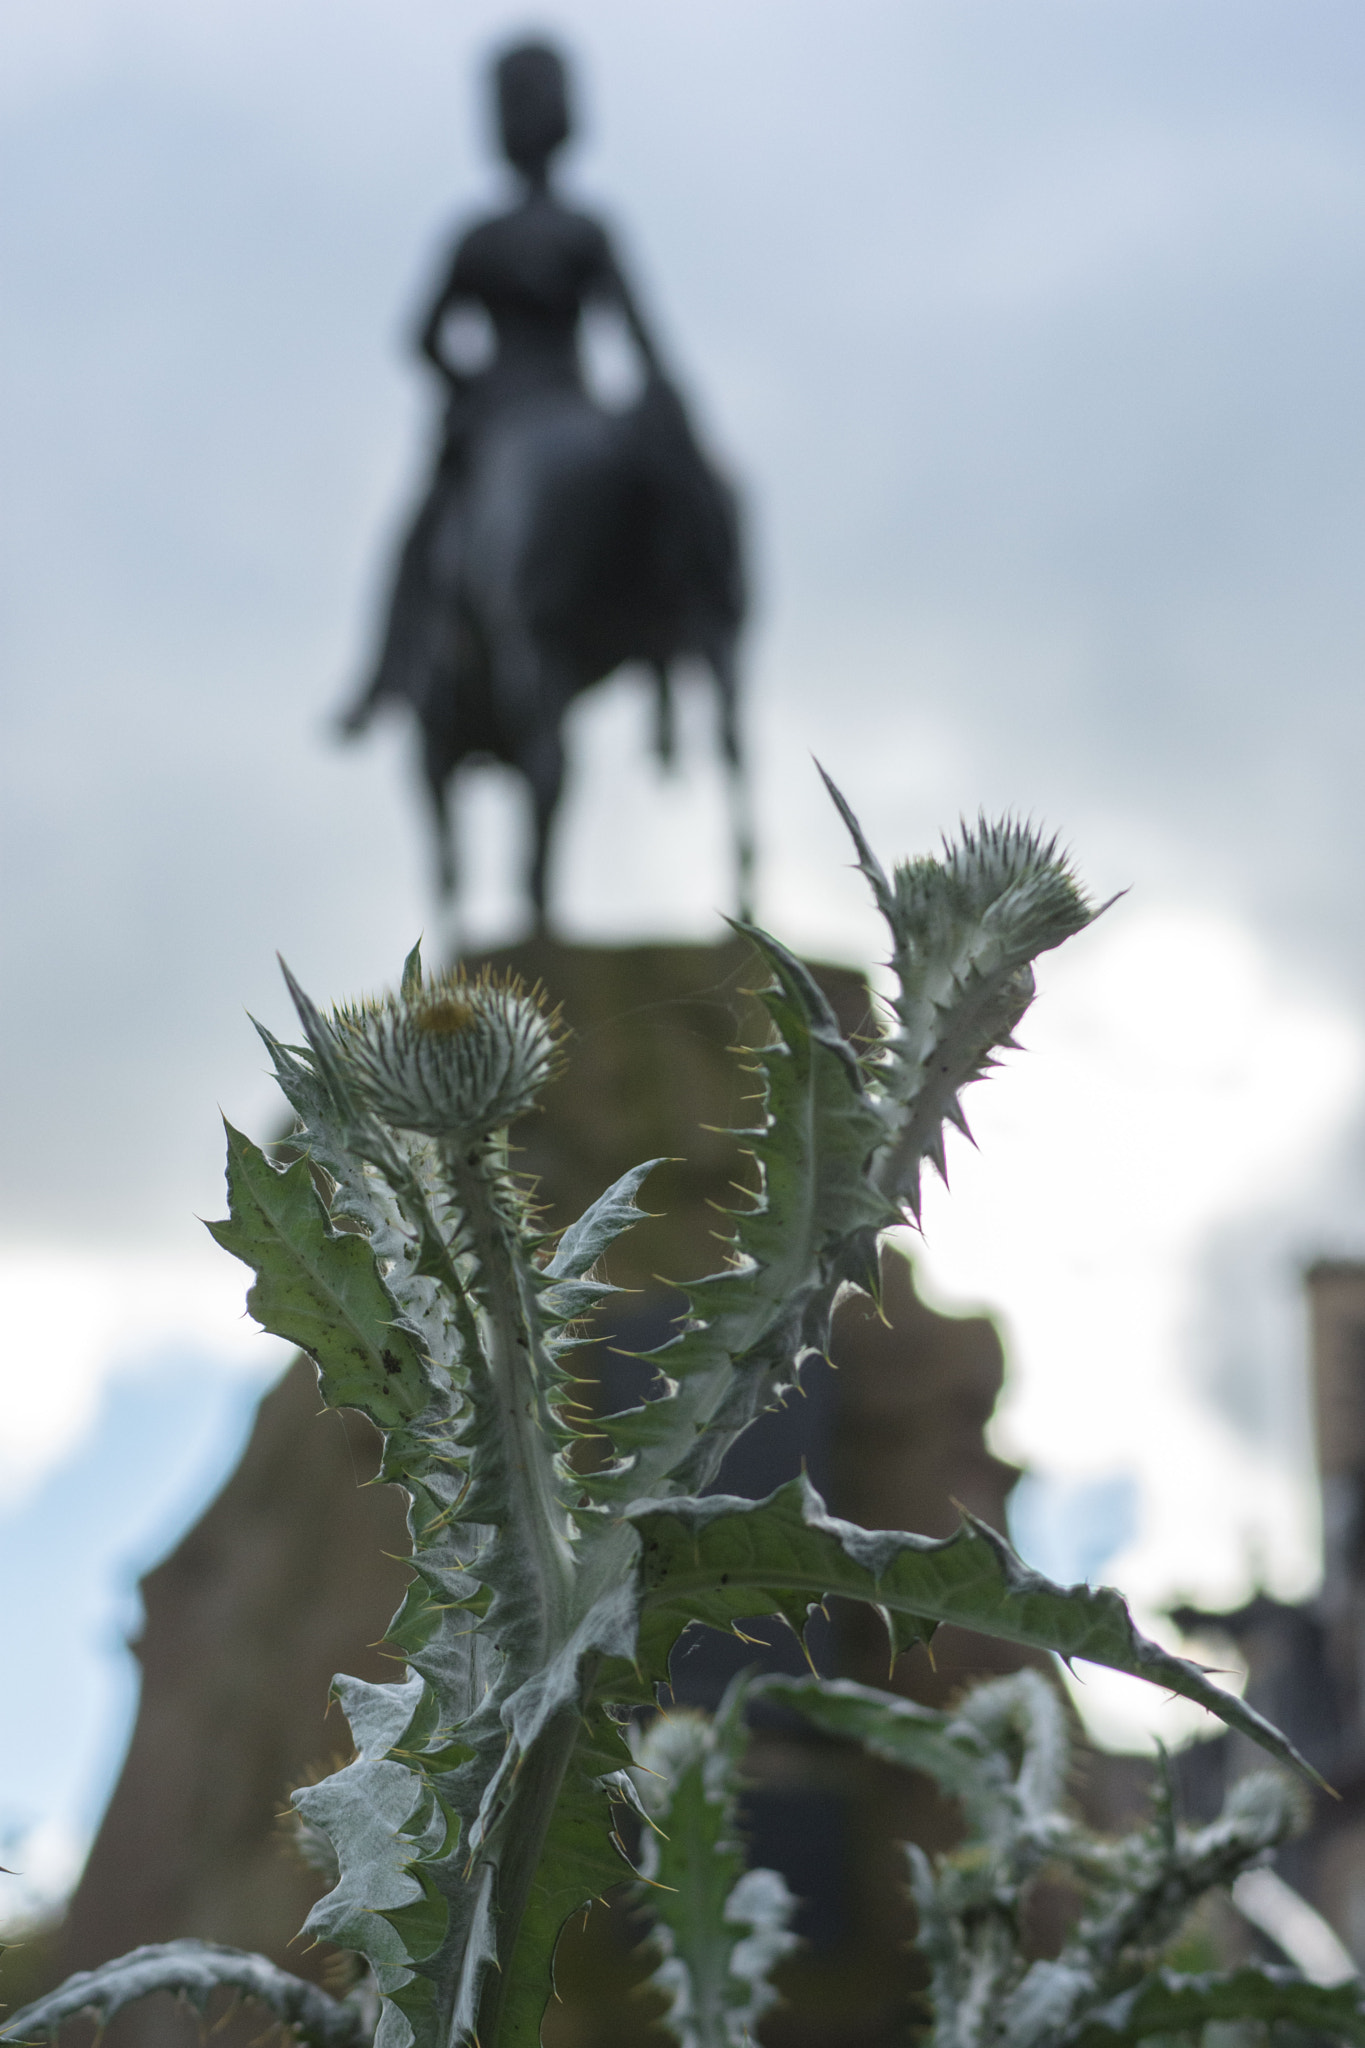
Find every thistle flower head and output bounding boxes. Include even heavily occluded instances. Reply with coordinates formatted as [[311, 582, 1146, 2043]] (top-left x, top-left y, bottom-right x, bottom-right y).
[[330, 950, 562, 1140]]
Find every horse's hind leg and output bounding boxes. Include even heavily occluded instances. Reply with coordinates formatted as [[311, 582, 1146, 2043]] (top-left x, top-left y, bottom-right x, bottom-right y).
[[419, 728, 459, 904], [652, 661, 677, 771], [729, 764, 757, 927], [711, 642, 755, 923]]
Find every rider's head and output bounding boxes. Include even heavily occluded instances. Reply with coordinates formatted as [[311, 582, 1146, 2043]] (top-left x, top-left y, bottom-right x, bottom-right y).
[[494, 41, 572, 184]]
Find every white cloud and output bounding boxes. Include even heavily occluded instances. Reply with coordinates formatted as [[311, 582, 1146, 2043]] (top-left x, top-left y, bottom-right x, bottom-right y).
[[0, 1814, 88, 1937], [900, 899, 1363, 1746], [0, 1246, 288, 1506]]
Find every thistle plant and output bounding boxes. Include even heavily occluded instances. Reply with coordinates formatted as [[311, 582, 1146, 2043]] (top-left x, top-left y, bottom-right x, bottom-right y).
[[0, 786, 1337, 2048], [757, 1669, 1365, 2048]]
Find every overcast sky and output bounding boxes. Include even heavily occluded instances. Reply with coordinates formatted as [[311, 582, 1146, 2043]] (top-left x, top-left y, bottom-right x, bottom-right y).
[[6, 0, 1365, 1915]]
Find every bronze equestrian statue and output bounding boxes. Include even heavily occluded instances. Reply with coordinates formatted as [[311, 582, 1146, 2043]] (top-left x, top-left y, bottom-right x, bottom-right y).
[[340, 40, 752, 931]]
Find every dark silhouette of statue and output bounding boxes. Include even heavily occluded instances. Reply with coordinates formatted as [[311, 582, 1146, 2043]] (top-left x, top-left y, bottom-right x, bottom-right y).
[[341, 41, 752, 931]]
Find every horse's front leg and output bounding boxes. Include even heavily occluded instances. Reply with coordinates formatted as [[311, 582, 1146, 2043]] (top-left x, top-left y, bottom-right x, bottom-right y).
[[420, 727, 460, 909], [710, 642, 755, 923], [728, 764, 756, 926], [521, 725, 566, 938]]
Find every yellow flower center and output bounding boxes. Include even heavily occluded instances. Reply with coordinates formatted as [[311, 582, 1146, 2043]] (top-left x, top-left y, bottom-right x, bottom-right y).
[[414, 992, 478, 1037]]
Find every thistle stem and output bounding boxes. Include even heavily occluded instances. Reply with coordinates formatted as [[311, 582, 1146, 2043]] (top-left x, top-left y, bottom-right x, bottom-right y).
[[442, 1145, 575, 1667], [473, 1696, 590, 2048]]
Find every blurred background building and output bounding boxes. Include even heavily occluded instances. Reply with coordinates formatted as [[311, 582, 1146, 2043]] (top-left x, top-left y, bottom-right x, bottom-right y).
[[1176, 1261, 1365, 1962]]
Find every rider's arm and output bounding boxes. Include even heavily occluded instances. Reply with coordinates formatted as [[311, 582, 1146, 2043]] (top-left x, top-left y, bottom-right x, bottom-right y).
[[415, 242, 475, 391], [609, 265, 665, 380], [589, 223, 665, 381]]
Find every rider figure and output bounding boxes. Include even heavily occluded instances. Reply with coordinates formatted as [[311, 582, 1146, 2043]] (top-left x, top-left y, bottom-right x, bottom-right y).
[[349, 40, 664, 725], [427, 42, 662, 433]]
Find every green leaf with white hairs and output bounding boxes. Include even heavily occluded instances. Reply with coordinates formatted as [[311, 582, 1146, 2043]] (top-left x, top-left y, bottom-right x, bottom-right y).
[[759, 1670, 1076, 1870], [206, 1119, 429, 1427], [0, 1943, 373, 2048], [1067, 1967, 1365, 2046], [545, 1159, 662, 1281], [630, 1679, 797, 2048], [756, 1673, 1043, 1826], [488, 1712, 640, 2048], [533, 1159, 663, 1343], [585, 787, 1102, 1507], [627, 1477, 1324, 1786]]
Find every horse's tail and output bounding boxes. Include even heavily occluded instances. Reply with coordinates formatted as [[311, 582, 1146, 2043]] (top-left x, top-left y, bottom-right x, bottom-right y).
[[630, 376, 746, 632]]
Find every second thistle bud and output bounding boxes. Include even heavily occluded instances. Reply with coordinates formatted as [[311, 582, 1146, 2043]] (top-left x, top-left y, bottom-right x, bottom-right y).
[[331, 953, 562, 1142]]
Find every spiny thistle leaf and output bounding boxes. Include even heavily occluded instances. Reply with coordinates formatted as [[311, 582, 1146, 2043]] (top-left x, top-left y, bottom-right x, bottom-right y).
[[630, 1679, 796, 2048], [1043, 1767, 1311, 2014], [490, 1713, 639, 2048], [543, 1158, 662, 1283], [0, 1944, 372, 2048], [626, 1477, 1324, 1788], [756, 1672, 1067, 1842], [206, 1119, 429, 1428], [1067, 1967, 1365, 2047]]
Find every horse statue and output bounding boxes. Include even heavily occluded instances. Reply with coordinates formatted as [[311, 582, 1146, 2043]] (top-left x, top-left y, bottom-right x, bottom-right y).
[[340, 40, 753, 932]]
